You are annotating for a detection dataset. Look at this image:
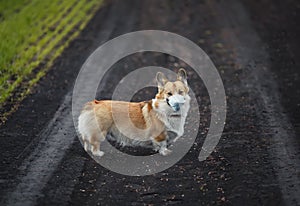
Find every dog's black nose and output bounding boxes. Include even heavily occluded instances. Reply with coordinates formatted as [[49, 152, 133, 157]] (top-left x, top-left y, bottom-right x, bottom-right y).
[[174, 103, 180, 112]]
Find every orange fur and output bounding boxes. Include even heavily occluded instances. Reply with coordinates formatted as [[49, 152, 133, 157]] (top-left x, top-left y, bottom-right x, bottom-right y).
[[154, 132, 167, 142]]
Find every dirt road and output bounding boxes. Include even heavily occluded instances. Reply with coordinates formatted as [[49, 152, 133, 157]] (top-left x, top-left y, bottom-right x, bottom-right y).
[[1, 0, 299, 205]]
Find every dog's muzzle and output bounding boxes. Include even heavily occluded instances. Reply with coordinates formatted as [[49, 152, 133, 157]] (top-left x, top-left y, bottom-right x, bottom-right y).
[[167, 94, 185, 112]]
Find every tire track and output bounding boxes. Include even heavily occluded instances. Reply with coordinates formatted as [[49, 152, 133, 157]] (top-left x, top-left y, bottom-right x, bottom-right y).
[[3, 1, 140, 205], [1, 1, 126, 205], [209, 1, 300, 205], [3, 92, 74, 206]]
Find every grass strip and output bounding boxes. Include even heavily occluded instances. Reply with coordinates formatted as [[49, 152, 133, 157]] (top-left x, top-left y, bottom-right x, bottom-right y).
[[0, 0, 103, 124]]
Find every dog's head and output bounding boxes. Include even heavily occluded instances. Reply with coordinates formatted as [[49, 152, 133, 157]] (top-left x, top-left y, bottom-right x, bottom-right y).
[[154, 68, 189, 113]]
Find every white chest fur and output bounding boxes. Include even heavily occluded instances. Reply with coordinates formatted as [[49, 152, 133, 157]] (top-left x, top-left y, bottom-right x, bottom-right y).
[[153, 95, 190, 138]]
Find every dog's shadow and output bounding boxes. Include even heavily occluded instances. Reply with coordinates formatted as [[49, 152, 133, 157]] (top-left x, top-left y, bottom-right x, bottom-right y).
[[107, 132, 177, 156]]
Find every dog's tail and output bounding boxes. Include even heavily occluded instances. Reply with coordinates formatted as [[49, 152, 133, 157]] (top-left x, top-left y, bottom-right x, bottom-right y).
[[78, 101, 98, 142]]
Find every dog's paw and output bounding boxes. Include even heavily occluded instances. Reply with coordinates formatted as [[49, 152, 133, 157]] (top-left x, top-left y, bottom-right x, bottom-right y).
[[92, 150, 104, 157], [159, 148, 172, 156]]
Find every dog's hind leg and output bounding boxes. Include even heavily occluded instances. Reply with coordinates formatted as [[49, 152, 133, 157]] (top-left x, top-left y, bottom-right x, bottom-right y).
[[83, 140, 89, 152], [91, 131, 107, 157], [80, 135, 89, 152]]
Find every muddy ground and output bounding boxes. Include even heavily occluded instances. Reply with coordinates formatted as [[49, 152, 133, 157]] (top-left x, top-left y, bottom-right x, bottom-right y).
[[0, 0, 299, 205]]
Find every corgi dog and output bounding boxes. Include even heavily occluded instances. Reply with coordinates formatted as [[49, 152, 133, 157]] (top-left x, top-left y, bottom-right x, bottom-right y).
[[78, 68, 190, 157]]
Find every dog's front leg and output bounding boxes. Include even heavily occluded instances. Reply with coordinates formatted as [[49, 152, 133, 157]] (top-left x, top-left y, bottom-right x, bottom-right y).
[[152, 132, 172, 156], [158, 140, 172, 156], [173, 126, 184, 142], [173, 135, 181, 143], [173, 114, 188, 142]]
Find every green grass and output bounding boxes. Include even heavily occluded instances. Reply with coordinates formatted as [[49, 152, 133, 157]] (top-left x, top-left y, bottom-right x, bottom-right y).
[[0, 0, 103, 122]]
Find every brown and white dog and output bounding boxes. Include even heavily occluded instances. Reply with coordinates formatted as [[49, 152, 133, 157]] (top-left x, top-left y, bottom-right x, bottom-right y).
[[78, 68, 190, 157]]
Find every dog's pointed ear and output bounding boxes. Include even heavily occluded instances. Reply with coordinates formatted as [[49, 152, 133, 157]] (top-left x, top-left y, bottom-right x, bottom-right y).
[[156, 72, 168, 89], [177, 68, 188, 85]]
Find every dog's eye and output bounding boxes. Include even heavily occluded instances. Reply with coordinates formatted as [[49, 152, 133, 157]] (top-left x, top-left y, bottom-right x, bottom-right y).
[[178, 90, 183, 95], [167, 92, 172, 96]]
